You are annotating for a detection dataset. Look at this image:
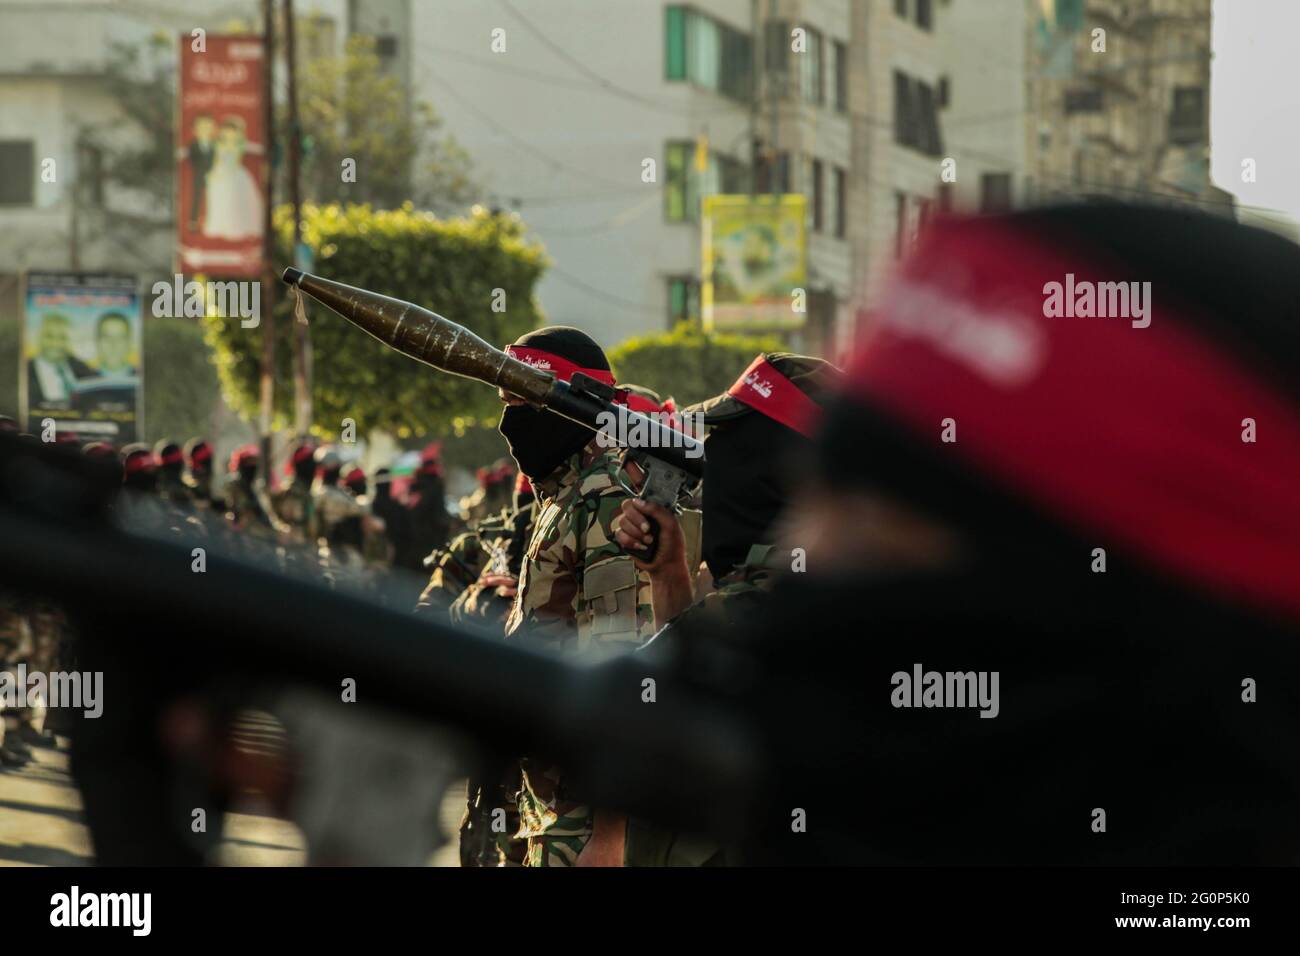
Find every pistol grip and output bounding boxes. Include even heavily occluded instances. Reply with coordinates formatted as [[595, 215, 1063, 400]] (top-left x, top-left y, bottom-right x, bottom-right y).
[[626, 510, 660, 563]]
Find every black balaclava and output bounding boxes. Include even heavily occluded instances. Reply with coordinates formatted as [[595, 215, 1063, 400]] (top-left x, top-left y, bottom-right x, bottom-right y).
[[238, 460, 259, 486], [293, 456, 315, 485], [701, 412, 805, 580], [499, 326, 610, 481]]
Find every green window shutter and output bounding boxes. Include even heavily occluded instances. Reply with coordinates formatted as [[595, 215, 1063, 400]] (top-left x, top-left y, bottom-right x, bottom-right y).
[[665, 6, 687, 80]]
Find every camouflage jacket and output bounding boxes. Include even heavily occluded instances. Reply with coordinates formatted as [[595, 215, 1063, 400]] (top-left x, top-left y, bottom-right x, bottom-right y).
[[506, 442, 653, 851], [415, 511, 507, 618], [312, 484, 362, 542], [222, 475, 278, 536], [270, 478, 316, 541], [684, 545, 786, 626], [451, 500, 537, 628]]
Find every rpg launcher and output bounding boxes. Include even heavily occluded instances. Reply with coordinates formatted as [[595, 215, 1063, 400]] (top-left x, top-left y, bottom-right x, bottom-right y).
[[282, 268, 703, 559]]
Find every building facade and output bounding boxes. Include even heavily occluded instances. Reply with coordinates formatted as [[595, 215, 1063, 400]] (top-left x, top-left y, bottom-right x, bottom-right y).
[[1026, 0, 1226, 210]]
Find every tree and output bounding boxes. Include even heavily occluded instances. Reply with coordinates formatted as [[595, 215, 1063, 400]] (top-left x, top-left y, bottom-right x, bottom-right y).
[[74, 34, 177, 264], [608, 322, 784, 408], [142, 319, 221, 444], [294, 30, 477, 213], [202, 202, 547, 439]]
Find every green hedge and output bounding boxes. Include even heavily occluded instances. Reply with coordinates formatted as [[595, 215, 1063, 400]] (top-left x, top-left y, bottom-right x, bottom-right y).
[[203, 202, 548, 440], [608, 322, 783, 407]]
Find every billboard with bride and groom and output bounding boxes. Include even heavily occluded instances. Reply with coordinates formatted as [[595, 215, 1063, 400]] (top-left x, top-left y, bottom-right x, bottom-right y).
[[176, 34, 267, 278]]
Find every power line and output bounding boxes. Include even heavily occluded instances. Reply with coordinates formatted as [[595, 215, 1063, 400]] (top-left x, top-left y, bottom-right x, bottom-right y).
[[546, 263, 663, 315], [495, 0, 692, 117], [422, 66, 638, 193]]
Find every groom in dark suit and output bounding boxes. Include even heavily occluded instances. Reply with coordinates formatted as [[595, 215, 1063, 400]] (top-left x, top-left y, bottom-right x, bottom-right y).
[[187, 114, 217, 231]]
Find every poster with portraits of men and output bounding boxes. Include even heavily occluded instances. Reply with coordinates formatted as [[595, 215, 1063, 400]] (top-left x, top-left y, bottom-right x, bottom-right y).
[[20, 272, 143, 443]]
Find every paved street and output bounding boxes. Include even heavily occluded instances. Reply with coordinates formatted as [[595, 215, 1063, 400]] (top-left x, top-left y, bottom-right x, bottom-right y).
[[0, 737, 462, 867]]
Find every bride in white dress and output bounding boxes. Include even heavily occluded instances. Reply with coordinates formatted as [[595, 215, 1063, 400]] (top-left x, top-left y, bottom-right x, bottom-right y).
[[202, 117, 263, 240]]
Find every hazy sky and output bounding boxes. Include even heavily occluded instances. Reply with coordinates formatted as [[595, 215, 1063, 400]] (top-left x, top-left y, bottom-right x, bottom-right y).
[[1211, 0, 1299, 228]]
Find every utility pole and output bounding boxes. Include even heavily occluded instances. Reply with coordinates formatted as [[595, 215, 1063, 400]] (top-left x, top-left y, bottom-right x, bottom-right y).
[[259, 0, 277, 486], [285, 0, 311, 439], [769, 0, 780, 200]]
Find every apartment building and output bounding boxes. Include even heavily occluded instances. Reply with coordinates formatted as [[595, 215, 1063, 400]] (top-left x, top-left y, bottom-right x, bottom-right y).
[[1026, 0, 1227, 210], [0, 0, 406, 276], [411, 0, 866, 353]]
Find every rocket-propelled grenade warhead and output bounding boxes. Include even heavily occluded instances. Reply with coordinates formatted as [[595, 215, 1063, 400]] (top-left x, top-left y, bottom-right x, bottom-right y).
[[281, 268, 705, 482], [281, 267, 554, 404]]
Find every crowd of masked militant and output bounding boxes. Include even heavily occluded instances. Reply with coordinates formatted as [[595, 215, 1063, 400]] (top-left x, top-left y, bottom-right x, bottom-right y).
[[397, 204, 1300, 868], [7, 204, 1300, 868]]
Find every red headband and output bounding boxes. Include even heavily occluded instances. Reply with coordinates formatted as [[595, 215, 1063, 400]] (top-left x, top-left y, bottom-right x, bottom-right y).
[[122, 452, 157, 475], [229, 444, 259, 472], [189, 445, 212, 465], [846, 219, 1300, 620], [159, 448, 184, 466], [506, 346, 615, 385], [727, 356, 823, 438], [620, 392, 660, 415]]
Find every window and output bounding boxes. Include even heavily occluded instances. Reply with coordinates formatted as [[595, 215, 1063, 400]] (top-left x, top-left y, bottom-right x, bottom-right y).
[[665, 141, 693, 222], [916, 0, 933, 31], [894, 71, 943, 156], [894, 0, 908, 17], [716, 154, 750, 194], [765, 19, 790, 77], [801, 27, 824, 105], [667, 276, 700, 327], [1169, 86, 1206, 144], [755, 150, 791, 194], [687, 14, 721, 90], [719, 22, 753, 101], [668, 142, 750, 221], [1064, 87, 1104, 113], [894, 192, 908, 258], [937, 76, 949, 108], [665, 6, 753, 102], [832, 166, 846, 238], [80, 142, 105, 206], [832, 41, 848, 112], [808, 158, 824, 232], [375, 35, 398, 58], [0, 141, 35, 206], [980, 173, 1013, 213]]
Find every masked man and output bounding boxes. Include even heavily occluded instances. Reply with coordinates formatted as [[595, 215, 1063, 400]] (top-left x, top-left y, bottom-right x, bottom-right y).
[[495, 326, 654, 867]]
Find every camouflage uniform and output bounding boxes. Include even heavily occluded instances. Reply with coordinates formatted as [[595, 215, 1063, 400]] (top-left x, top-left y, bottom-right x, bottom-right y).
[[505, 442, 654, 866], [222, 474, 278, 537], [413, 501, 537, 867], [157, 469, 192, 510], [312, 482, 368, 587], [415, 519, 500, 619], [452, 500, 537, 627], [270, 478, 316, 543], [457, 472, 514, 527]]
